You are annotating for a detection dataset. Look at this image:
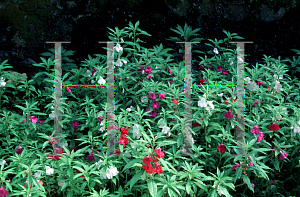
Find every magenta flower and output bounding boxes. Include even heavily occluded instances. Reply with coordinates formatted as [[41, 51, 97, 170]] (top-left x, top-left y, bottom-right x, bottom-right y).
[[72, 121, 79, 128], [157, 92, 166, 100], [198, 65, 205, 71], [149, 110, 157, 118], [251, 125, 260, 134], [257, 78, 263, 85], [224, 110, 233, 119], [15, 144, 23, 154], [144, 66, 152, 74], [0, 185, 9, 197], [251, 183, 255, 188], [231, 163, 240, 171], [92, 68, 98, 75], [39, 120, 45, 125], [217, 65, 222, 72], [206, 67, 212, 70], [65, 86, 71, 92], [87, 151, 95, 162], [137, 66, 144, 71], [169, 79, 173, 85], [147, 74, 152, 79], [222, 69, 227, 75], [146, 107, 150, 112], [29, 116, 38, 124], [250, 162, 253, 166], [270, 180, 274, 184], [279, 151, 288, 160], [257, 131, 264, 142], [148, 91, 156, 100], [151, 100, 160, 109]]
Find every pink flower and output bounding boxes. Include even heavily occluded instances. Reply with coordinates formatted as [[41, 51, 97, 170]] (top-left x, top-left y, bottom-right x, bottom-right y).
[[151, 100, 160, 109], [148, 91, 156, 100], [0, 185, 9, 197], [65, 86, 71, 92], [251, 183, 255, 188], [217, 65, 222, 72], [279, 151, 288, 160], [206, 67, 212, 70], [144, 66, 152, 74], [167, 68, 172, 74], [29, 116, 38, 124], [169, 79, 173, 85], [224, 110, 233, 119], [15, 144, 23, 154], [268, 122, 280, 132], [257, 78, 263, 85], [253, 101, 258, 107], [87, 151, 95, 161], [250, 162, 253, 166], [270, 180, 274, 184], [149, 110, 157, 118], [72, 121, 79, 128], [217, 144, 226, 153], [146, 107, 151, 112], [251, 125, 261, 134], [97, 115, 104, 124], [257, 131, 264, 142], [147, 74, 152, 79], [157, 92, 166, 100], [222, 69, 227, 75]]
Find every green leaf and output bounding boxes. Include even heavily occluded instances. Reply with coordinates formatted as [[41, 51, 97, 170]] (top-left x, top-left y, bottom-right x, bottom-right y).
[[122, 158, 142, 173], [127, 170, 143, 191], [148, 179, 157, 197]]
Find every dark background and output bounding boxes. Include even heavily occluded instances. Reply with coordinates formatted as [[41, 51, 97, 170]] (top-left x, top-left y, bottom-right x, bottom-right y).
[[0, 0, 300, 83]]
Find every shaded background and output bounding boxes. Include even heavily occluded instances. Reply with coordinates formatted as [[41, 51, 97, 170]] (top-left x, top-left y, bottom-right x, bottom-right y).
[[0, 0, 300, 83]]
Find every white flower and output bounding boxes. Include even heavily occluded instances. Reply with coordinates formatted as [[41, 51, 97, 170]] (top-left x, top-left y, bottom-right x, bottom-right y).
[[105, 166, 119, 179], [115, 58, 127, 67], [294, 125, 300, 134], [217, 93, 223, 97], [198, 98, 208, 107], [207, 101, 214, 110], [49, 111, 55, 119], [279, 75, 283, 79], [114, 43, 123, 52], [0, 159, 6, 165], [132, 124, 141, 139], [100, 172, 107, 179], [230, 61, 233, 66], [246, 81, 259, 91], [96, 159, 103, 170], [84, 70, 92, 77], [99, 125, 105, 132], [213, 48, 219, 54], [126, 106, 133, 112], [131, 144, 137, 149], [274, 81, 283, 92], [34, 171, 41, 178], [217, 185, 225, 196], [0, 77, 6, 87], [98, 76, 106, 85], [50, 106, 54, 109], [45, 166, 54, 175], [162, 125, 170, 134], [244, 77, 251, 84], [141, 96, 148, 103], [58, 181, 66, 187], [158, 119, 165, 128], [142, 70, 145, 74]]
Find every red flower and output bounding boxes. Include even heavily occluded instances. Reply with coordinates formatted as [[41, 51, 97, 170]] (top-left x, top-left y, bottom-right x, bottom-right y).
[[119, 135, 129, 147], [217, 144, 226, 153], [199, 78, 206, 84], [224, 100, 229, 105], [193, 121, 201, 127], [268, 122, 280, 132], [154, 164, 163, 174], [141, 165, 156, 174], [267, 86, 270, 90], [120, 127, 129, 135], [155, 148, 165, 158], [172, 98, 180, 105], [76, 169, 86, 180], [87, 151, 95, 162], [114, 149, 121, 156], [167, 68, 172, 74], [70, 147, 75, 151]]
